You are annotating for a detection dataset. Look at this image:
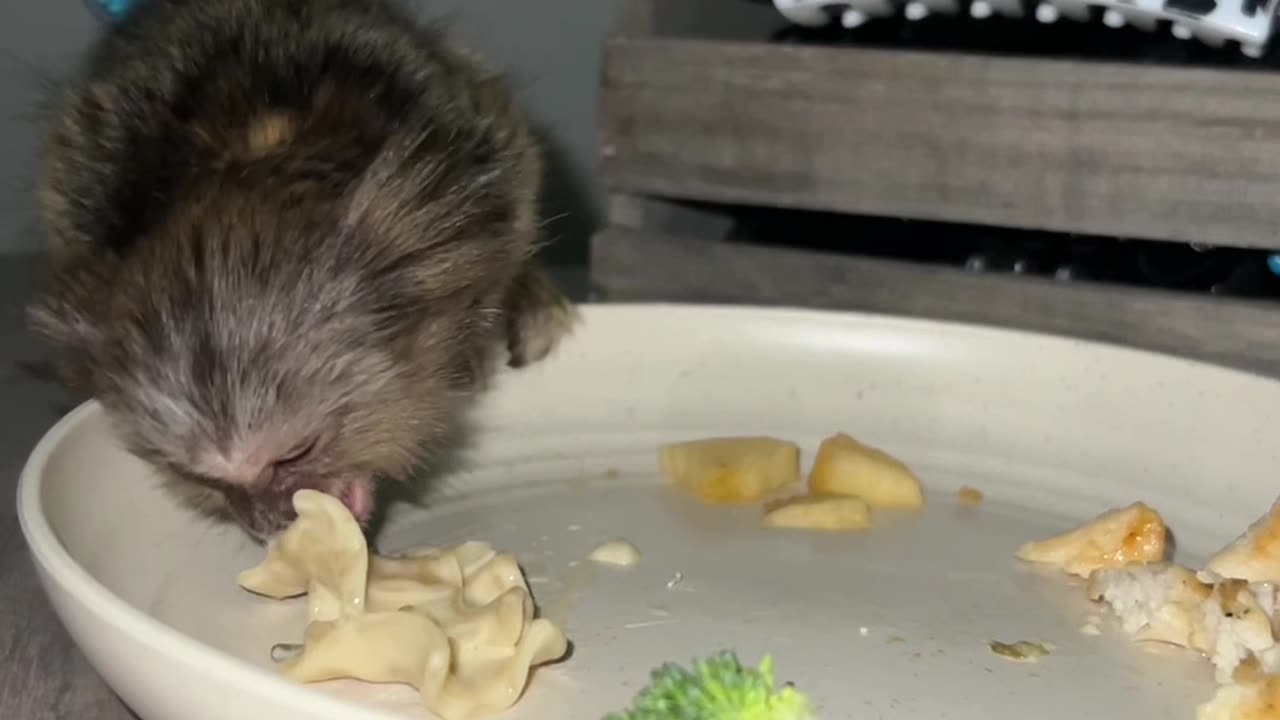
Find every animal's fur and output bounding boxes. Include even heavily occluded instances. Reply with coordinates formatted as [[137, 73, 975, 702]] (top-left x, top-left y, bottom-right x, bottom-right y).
[[28, 0, 576, 539]]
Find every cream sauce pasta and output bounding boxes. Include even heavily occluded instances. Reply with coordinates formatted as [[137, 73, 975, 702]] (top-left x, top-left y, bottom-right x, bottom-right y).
[[238, 489, 569, 719]]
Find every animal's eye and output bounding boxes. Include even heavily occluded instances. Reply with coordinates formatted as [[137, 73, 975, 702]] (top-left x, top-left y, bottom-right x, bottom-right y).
[[181, 467, 223, 491], [279, 437, 319, 465]]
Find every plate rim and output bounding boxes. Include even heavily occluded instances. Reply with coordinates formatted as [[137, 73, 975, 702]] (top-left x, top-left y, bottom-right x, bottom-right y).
[[16, 301, 1279, 717], [566, 302, 1278, 385], [17, 400, 414, 719]]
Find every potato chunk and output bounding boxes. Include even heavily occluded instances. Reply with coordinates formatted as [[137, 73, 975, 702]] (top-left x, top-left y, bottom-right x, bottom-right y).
[[762, 494, 871, 531], [1015, 502, 1168, 578], [807, 433, 924, 510], [658, 436, 800, 503]]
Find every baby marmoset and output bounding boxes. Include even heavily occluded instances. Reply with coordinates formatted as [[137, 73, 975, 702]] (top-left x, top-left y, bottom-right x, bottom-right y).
[[29, 0, 577, 540]]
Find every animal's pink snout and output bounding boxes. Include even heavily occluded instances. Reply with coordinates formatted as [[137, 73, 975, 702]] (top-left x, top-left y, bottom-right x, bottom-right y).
[[223, 472, 375, 541], [199, 446, 278, 488], [203, 442, 373, 538], [226, 462, 278, 488]]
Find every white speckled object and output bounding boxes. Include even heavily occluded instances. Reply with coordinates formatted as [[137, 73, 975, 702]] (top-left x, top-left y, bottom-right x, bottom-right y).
[[772, 0, 1280, 56], [18, 304, 1280, 719]]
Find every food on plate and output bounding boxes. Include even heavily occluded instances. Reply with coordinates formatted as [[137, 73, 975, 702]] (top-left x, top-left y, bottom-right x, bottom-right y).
[[1029, 500, 1280, 716], [1086, 563, 1214, 651], [589, 539, 642, 567], [236, 487, 368, 621], [1206, 497, 1280, 584], [279, 610, 451, 701], [1197, 673, 1280, 720], [1088, 563, 1280, 683], [1023, 496, 1280, 715], [238, 490, 568, 720], [1198, 579, 1280, 684], [988, 640, 1052, 663], [604, 651, 814, 720], [761, 494, 872, 531], [957, 486, 984, 506], [807, 432, 924, 510], [658, 436, 800, 503], [1014, 502, 1168, 577]]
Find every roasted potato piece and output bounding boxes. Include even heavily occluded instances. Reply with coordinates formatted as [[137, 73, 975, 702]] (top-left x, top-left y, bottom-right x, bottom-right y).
[[658, 436, 800, 503], [807, 433, 924, 510], [762, 494, 872, 531]]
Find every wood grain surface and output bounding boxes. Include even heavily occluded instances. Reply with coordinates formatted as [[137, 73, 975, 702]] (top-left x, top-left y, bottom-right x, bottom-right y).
[[600, 36, 1280, 250], [591, 225, 1280, 378]]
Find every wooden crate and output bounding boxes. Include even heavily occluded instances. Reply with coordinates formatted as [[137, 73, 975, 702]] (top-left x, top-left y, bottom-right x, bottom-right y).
[[591, 0, 1280, 376]]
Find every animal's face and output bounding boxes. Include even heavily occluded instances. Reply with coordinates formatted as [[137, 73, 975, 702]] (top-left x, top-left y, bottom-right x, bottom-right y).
[[29, 192, 492, 541], [60, 268, 449, 541], [94, 333, 427, 541]]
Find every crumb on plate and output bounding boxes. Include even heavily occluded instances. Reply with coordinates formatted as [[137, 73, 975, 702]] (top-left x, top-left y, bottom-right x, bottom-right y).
[[989, 640, 1052, 663], [589, 539, 642, 567]]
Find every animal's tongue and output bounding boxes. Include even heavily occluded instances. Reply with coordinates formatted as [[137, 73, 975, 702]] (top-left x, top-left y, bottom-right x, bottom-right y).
[[294, 476, 373, 524], [336, 477, 374, 523]]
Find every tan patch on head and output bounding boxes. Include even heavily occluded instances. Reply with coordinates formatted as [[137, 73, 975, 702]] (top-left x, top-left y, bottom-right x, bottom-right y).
[[245, 112, 297, 155], [187, 111, 297, 162]]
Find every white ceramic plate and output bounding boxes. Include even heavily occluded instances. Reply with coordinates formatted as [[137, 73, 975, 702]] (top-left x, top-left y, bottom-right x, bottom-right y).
[[18, 303, 1280, 720]]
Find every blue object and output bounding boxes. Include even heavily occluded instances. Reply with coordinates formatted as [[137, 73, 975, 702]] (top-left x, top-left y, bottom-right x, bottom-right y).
[[1268, 254, 1280, 277], [86, 0, 142, 22]]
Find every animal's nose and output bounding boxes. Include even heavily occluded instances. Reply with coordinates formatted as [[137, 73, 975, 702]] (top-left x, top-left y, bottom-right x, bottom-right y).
[[252, 462, 278, 487], [221, 460, 278, 488]]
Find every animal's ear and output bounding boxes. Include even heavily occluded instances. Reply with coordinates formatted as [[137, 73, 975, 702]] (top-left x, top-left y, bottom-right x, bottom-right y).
[[338, 131, 534, 300]]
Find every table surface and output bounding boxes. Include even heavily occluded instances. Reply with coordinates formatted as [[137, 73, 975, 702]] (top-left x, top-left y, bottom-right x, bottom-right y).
[[0, 255, 136, 720], [0, 255, 591, 720]]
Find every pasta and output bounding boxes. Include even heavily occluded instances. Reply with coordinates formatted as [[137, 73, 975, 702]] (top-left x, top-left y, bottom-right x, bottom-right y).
[[238, 490, 569, 719], [237, 487, 369, 622]]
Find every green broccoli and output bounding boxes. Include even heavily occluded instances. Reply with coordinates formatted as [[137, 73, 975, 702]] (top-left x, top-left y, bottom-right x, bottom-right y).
[[604, 651, 815, 720]]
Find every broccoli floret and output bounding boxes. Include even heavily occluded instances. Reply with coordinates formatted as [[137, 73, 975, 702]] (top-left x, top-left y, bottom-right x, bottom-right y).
[[604, 651, 815, 720]]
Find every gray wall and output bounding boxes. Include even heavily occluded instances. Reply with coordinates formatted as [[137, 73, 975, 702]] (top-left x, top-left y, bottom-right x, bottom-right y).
[[0, 0, 619, 262], [0, 2, 99, 256]]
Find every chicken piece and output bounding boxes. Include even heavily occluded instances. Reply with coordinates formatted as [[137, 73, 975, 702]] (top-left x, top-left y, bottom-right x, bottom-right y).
[[1207, 496, 1280, 584], [1015, 502, 1168, 578], [1197, 673, 1280, 720], [1087, 563, 1213, 651], [1089, 564, 1280, 684]]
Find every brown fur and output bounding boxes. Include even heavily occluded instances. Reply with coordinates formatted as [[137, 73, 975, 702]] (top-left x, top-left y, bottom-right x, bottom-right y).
[[28, 0, 576, 540]]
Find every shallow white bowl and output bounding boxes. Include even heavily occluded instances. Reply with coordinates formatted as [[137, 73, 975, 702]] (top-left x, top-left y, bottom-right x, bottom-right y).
[[19, 303, 1280, 719]]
